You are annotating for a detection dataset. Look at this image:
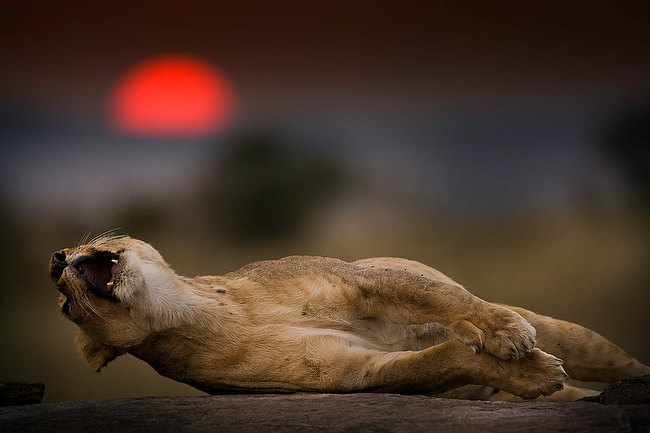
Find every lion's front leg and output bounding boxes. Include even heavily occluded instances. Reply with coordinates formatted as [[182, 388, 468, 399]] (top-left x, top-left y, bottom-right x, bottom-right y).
[[314, 338, 567, 399], [353, 267, 536, 360]]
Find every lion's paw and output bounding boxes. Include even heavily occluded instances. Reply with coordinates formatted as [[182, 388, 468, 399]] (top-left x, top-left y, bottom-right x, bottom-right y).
[[484, 312, 536, 360], [503, 348, 568, 400], [480, 307, 536, 360], [452, 307, 536, 360]]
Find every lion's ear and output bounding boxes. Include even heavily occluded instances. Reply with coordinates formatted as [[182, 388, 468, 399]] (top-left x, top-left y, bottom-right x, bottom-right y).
[[75, 331, 126, 372]]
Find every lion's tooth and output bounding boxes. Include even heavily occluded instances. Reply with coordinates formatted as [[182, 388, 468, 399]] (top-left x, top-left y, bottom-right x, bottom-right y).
[[106, 281, 114, 287], [111, 259, 118, 264]]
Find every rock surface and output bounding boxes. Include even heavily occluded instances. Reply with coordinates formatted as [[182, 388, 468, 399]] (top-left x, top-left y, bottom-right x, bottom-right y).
[[1, 377, 649, 433]]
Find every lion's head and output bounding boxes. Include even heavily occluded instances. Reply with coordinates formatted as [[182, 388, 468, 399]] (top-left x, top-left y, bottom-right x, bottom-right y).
[[48, 235, 180, 371]]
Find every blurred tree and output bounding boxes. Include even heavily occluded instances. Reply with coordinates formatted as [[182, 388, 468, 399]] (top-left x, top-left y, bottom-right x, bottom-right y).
[[113, 200, 169, 239], [203, 129, 343, 241], [598, 99, 650, 206], [0, 196, 22, 305]]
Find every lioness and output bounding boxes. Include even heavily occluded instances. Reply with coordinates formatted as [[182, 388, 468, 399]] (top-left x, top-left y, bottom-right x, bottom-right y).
[[49, 235, 650, 401]]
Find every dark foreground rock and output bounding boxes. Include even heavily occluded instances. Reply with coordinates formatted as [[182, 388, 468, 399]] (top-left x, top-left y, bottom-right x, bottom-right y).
[[1, 377, 649, 433], [0, 383, 44, 406], [586, 375, 650, 406]]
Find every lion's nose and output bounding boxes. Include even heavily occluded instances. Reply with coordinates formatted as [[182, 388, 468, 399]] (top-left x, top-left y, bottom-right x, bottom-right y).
[[49, 250, 67, 282]]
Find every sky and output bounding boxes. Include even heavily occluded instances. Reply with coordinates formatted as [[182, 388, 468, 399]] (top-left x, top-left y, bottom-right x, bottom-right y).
[[1, 0, 649, 220]]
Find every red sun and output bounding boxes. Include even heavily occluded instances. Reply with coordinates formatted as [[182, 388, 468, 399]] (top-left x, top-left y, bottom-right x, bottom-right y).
[[109, 55, 234, 137]]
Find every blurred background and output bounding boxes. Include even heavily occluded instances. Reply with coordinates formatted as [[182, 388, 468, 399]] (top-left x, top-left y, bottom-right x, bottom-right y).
[[1, 1, 648, 402]]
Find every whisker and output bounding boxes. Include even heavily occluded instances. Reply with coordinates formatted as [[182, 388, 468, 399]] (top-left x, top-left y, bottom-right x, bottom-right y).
[[77, 231, 92, 247], [89, 228, 125, 247], [79, 291, 105, 320]]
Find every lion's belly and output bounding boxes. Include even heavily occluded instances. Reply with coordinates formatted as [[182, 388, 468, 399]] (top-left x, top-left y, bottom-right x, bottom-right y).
[[294, 319, 456, 352], [346, 319, 456, 351]]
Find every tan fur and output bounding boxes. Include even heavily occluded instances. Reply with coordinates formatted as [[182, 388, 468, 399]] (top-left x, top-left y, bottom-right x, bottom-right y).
[[48, 236, 650, 401]]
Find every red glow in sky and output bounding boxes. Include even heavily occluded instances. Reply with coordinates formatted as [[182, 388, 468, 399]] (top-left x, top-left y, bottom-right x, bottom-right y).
[[109, 55, 234, 137]]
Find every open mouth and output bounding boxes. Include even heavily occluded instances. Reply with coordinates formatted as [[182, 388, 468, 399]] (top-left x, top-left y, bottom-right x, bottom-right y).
[[58, 293, 71, 316], [75, 253, 120, 299], [62, 298, 71, 315]]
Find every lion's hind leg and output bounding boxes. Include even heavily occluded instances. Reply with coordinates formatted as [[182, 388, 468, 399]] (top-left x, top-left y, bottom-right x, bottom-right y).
[[504, 305, 650, 383], [489, 384, 601, 402]]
